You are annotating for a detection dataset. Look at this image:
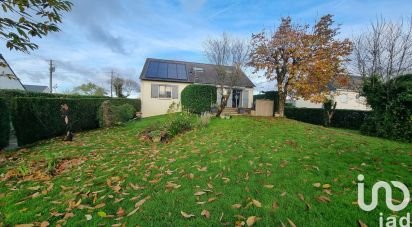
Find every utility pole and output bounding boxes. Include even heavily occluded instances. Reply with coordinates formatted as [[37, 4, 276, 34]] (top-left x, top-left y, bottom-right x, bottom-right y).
[[110, 70, 114, 97], [49, 60, 55, 93]]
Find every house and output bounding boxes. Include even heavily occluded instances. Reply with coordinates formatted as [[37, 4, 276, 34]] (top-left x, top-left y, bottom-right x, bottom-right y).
[[0, 54, 25, 91], [293, 75, 371, 111], [23, 85, 50, 93], [140, 58, 254, 117]]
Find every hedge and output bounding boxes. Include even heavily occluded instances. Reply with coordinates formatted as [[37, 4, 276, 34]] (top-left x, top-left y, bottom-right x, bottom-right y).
[[284, 107, 370, 130], [0, 89, 141, 112], [181, 85, 217, 114], [0, 98, 10, 149], [10, 97, 140, 146]]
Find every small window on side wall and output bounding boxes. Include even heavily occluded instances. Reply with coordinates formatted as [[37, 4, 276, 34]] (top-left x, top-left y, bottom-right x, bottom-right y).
[[151, 84, 178, 99], [159, 85, 172, 98]]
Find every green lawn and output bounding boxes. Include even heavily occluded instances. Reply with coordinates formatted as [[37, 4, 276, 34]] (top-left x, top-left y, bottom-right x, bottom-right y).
[[0, 116, 411, 226]]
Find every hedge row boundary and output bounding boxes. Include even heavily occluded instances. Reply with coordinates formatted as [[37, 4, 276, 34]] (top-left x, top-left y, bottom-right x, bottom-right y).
[[0, 98, 10, 149]]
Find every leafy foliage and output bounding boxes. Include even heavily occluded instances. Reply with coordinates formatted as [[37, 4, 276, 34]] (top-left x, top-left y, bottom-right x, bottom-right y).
[[360, 74, 412, 141], [0, 98, 10, 149], [0, 0, 73, 52], [97, 101, 136, 128], [10, 97, 139, 146], [167, 112, 194, 137], [73, 82, 107, 96], [181, 85, 217, 114], [249, 15, 352, 116], [285, 107, 369, 130]]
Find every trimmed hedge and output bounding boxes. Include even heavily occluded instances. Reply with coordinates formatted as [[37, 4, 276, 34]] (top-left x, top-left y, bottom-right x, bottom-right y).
[[285, 107, 370, 130], [181, 85, 217, 114], [11, 97, 139, 146], [0, 98, 10, 149], [0, 89, 141, 112], [97, 101, 136, 127]]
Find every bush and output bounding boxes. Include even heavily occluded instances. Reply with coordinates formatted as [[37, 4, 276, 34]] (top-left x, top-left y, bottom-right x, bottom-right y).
[[167, 112, 194, 136], [360, 74, 412, 142], [10, 97, 138, 146], [285, 107, 370, 130], [0, 98, 10, 149], [181, 85, 217, 114], [98, 101, 136, 127]]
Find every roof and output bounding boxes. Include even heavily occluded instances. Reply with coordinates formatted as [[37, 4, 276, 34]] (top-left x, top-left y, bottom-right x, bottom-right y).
[[23, 85, 49, 93], [140, 58, 255, 88], [0, 54, 26, 90], [328, 75, 363, 91]]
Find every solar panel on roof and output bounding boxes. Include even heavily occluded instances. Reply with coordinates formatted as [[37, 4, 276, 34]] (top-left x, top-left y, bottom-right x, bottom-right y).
[[145, 60, 187, 80]]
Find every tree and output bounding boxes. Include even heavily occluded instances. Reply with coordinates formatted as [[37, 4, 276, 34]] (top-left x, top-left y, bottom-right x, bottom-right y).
[[123, 79, 140, 97], [249, 15, 352, 117], [0, 0, 73, 53], [112, 76, 125, 97], [204, 33, 250, 117], [353, 17, 412, 81], [73, 82, 107, 96]]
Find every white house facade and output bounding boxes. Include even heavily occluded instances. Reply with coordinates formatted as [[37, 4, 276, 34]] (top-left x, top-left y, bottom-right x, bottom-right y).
[[293, 76, 371, 111], [0, 54, 25, 91], [140, 58, 254, 117]]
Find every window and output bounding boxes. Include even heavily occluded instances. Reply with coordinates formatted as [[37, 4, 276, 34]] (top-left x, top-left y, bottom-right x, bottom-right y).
[[159, 85, 172, 98]]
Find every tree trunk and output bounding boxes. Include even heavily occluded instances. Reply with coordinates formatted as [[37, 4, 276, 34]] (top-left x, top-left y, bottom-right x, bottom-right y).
[[216, 95, 228, 117], [277, 90, 286, 117]]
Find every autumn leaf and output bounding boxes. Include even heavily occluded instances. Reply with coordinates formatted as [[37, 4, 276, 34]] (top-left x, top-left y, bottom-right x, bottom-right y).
[[127, 207, 140, 217], [201, 209, 210, 219], [15, 224, 34, 227], [97, 211, 107, 217], [322, 184, 331, 189], [85, 214, 92, 221], [287, 218, 297, 227], [181, 211, 195, 218], [313, 183, 321, 188], [40, 221, 49, 227], [232, 204, 242, 209], [358, 220, 368, 227], [194, 191, 206, 196], [264, 185, 274, 189], [246, 216, 259, 226], [272, 201, 279, 210], [116, 207, 125, 217], [252, 199, 262, 208], [316, 195, 331, 203], [135, 196, 151, 208]]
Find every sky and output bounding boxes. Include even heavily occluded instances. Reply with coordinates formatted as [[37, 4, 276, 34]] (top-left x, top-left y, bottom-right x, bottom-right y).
[[1, 0, 412, 94]]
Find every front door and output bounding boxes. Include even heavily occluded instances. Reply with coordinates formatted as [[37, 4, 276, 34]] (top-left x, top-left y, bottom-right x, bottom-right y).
[[232, 89, 242, 108]]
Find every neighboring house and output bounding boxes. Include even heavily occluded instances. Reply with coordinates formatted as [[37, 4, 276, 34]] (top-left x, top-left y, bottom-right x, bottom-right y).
[[293, 75, 371, 111], [0, 54, 25, 91], [140, 58, 255, 117], [23, 85, 50, 93]]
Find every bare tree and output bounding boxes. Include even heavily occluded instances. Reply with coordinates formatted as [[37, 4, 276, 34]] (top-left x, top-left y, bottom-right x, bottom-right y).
[[353, 17, 412, 81], [112, 76, 125, 97], [123, 79, 140, 97], [204, 33, 250, 117]]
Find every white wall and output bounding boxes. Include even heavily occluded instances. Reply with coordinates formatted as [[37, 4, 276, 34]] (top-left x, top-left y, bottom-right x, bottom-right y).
[[293, 90, 371, 111], [0, 62, 25, 90], [140, 80, 190, 117]]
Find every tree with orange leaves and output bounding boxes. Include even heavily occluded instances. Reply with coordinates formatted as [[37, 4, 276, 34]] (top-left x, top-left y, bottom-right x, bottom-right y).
[[249, 14, 352, 117]]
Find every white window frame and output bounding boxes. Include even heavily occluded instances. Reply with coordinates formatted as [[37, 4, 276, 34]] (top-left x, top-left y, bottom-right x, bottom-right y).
[[158, 85, 172, 99]]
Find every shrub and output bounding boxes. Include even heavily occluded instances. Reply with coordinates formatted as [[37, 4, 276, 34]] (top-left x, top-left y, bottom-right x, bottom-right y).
[[181, 85, 217, 114], [360, 74, 412, 142], [285, 107, 370, 130], [167, 112, 193, 136], [10, 97, 138, 146], [98, 101, 135, 127], [196, 112, 212, 128], [0, 98, 10, 149]]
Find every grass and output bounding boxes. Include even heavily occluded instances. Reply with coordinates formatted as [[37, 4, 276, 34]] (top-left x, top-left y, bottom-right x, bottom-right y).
[[0, 116, 411, 226]]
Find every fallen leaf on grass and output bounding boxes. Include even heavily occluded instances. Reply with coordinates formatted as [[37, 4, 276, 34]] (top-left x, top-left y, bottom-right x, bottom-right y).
[[201, 209, 210, 218], [316, 195, 331, 203], [181, 211, 195, 218], [232, 204, 242, 209], [287, 218, 297, 227], [135, 196, 151, 208], [246, 216, 259, 226], [15, 224, 34, 227], [127, 207, 139, 217], [116, 207, 125, 217], [358, 220, 368, 227], [40, 221, 49, 227], [272, 201, 279, 210], [264, 185, 274, 189], [252, 199, 262, 208], [322, 184, 331, 189], [85, 214, 92, 221], [98, 211, 107, 217], [313, 183, 321, 188], [194, 191, 206, 196]]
